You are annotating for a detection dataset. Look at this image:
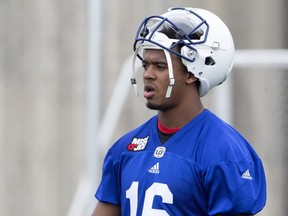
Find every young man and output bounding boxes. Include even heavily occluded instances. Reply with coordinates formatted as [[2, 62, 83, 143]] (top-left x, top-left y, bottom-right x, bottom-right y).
[[92, 7, 266, 216]]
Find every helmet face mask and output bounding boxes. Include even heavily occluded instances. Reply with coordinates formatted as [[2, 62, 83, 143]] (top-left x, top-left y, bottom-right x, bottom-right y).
[[134, 8, 209, 64], [132, 7, 235, 97]]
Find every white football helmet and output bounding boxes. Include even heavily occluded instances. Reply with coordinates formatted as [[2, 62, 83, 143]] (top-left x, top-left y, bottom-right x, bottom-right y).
[[132, 7, 235, 97]]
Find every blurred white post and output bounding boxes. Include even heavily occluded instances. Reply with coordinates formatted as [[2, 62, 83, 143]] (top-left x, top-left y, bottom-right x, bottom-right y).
[[67, 0, 102, 215], [235, 49, 288, 69], [86, 0, 102, 195], [212, 77, 234, 125]]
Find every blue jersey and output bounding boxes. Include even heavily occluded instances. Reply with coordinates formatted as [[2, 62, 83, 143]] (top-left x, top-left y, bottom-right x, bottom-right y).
[[96, 109, 266, 216]]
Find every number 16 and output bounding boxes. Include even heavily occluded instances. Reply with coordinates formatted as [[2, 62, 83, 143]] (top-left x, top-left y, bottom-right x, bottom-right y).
[[126, 181, 173, 216]]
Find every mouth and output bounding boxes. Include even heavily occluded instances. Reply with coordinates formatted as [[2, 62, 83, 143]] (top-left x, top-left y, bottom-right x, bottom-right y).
[[143, 84, 156, 99]]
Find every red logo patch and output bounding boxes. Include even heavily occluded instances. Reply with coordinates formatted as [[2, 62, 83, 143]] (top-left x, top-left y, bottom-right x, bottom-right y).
[[127, 136, 149, 151]]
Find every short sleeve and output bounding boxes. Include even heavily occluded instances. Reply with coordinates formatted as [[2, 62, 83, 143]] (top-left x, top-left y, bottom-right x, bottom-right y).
[[95, 152, 120, 205], [203, 159, 266, 215]]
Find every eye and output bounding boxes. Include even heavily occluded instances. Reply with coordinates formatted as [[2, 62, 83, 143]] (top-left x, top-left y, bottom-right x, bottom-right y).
[[142, 62, 149, 70], [156, 64, 167, 71]]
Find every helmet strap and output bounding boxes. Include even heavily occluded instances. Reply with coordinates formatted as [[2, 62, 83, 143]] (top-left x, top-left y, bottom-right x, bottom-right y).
[[131, 47, 140, 97], [164, 50, 175, 98]]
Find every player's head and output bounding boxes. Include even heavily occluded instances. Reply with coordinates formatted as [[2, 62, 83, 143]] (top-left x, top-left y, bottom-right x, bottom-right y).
[[131, 7, 235, 97]]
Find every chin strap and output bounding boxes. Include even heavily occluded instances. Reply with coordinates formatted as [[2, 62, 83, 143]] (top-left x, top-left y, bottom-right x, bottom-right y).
[[131, 47, 140, 97], [163, 49, 175, 98]]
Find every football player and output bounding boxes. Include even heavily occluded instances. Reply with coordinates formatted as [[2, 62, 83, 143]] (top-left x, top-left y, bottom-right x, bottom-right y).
[[92, 7, 266, 216]]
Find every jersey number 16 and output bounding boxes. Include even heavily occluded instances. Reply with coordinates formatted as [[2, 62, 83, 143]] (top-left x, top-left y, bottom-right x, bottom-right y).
[[126, 181, 173, 216]]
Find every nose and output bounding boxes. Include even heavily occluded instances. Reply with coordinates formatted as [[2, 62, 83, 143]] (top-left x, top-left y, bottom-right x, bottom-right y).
[[143, 65, 155, 80]]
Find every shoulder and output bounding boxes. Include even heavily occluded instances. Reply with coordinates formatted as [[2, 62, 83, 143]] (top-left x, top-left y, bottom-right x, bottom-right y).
[[194, 111, 266, 214], [197, 110, 260, 166]]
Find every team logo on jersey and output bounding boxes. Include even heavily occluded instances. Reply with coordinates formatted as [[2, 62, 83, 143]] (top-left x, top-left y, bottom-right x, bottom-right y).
[[127, 136, 149, 151], [148, 162, 160, 174], [241, 169, 253, 180], [154, 146, 166, 158]]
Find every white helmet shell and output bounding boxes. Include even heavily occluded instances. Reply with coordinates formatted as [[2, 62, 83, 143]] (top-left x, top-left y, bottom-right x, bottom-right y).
[[180, 8, 235, 96], [133, 7, 235, 97]]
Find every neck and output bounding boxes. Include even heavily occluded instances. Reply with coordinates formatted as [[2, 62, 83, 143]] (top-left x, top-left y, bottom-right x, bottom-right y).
[[158, 101, 204, 129]]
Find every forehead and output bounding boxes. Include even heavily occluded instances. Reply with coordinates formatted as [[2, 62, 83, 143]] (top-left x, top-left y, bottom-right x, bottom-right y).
[[142, 49, 166, 61], [142, 48, 182, 66]]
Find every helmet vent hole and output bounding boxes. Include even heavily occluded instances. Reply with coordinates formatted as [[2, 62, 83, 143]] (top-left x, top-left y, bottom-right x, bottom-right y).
[[205, 57, 215, 66]]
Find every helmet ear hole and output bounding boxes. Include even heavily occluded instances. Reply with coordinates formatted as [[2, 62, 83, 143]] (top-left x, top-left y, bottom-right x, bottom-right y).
[[205, 56, 215, 66]]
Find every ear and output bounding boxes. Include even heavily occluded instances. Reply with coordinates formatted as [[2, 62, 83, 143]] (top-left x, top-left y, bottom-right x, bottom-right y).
[[186, 72, 198, 84]]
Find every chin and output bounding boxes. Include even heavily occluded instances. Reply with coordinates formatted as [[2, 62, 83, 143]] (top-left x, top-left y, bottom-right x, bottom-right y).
[[146, 101, 161, 110], [146, 101, 169, 111]]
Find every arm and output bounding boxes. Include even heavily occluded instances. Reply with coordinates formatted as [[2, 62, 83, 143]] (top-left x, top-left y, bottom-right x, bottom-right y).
[[91, 201, 121, 216]]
